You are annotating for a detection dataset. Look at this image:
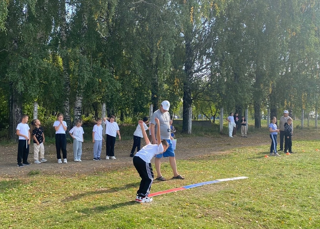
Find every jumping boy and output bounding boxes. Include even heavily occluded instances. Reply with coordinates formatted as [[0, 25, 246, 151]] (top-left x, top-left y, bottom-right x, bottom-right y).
[[284, 117, 293, 154], [16, 115, 31, 167], [133, 118, 169, 203]]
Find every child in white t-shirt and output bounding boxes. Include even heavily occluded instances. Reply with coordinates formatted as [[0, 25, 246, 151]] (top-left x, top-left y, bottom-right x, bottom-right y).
[[69, 119, 84, 162], [103, 115, 121, 160], [133, 118, 169, 203], [130, 117, 149, 157], [92, 118, 103, 160], [16, 115, 31, 167], [53, 113, 68, 163]]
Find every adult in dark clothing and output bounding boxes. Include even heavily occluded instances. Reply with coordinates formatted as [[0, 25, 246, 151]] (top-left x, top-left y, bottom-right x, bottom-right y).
[[233, 113, 239, 136]]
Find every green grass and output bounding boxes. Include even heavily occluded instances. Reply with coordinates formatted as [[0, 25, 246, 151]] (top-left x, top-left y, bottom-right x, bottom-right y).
[[1, 141, 320, 228]]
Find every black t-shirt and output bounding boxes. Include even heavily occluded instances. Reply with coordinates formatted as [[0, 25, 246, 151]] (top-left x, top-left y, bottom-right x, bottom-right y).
[[241, 119, 247, 126], [32, 127, 44, 144]]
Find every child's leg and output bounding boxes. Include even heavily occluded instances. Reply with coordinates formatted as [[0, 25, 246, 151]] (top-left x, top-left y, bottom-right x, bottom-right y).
[[284, 136, 288, 152], [106, 135, 110, 156], [34, 143, 40, 161], [93, 141, 98, 158], [289, 136, 292, 152], [40, 143, 45, 159], [130, 136, 136, 155], [228, 124, 233, 137], [245, 126, 247, 136], [137, 137, 141, 152], [73, 140, 78, 161], [133, 157, 154, 197], [55, 135, 61, 159], [110, 136, 116, 156], [241, 126, 244, 136], [78, 141, 82, 160], [61, 134, 67, 159], [23, 142, 30, 164], [17, 140, 24, 164], [97, 140, 102, 158]]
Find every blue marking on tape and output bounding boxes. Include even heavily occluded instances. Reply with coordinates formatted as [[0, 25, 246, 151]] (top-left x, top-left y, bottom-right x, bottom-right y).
[[183, 180, 220, 189]]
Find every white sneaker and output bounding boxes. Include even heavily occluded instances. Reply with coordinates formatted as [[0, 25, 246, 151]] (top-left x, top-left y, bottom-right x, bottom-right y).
[[40, 158, 47, 163], [58, 159, 62, 164], [111, 156, 116, 160], [34, 160, 41, 164], [136, 196, 153, 203], [63, 158, 68, 163], [74, 159, 79, 162], [106, 156, 110, 160]]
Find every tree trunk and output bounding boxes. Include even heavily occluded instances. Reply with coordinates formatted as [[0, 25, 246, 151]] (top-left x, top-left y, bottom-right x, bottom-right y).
[[301, 109, 304, 129], [60, 0, 71, 129], [74, 92, 83, 124], [220, 108, 224, 133], [254, 101, 261, 128], [102, 103, 106, 135], [9, 85, 22, 140], [33, 102, 38, 119]]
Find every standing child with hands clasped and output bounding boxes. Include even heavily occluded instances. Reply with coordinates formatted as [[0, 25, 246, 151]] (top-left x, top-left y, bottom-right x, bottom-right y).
[[16, 115, 31, 167], [103, 115, 121, 160], [133, 118, 169, 203], [269, 116, 280, 156], [284, 117, 293, 154], [92, 118, 103, 161], [32, 119, 47, 164], [53, 113, 68, 164], [69, 120, 84, 162]]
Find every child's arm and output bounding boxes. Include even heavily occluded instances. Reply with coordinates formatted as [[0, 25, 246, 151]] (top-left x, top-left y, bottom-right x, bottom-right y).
[[69, 129, 75, 139], [28, 130, 31, 145], [33, 134, 39, 145], [42, 132, 45, 143], [92, 131, 95, 143], [155, 118, 161, 145], [139, 120, 150, 145], [117, 130, 121, 140], [61, 121, 67, 131]]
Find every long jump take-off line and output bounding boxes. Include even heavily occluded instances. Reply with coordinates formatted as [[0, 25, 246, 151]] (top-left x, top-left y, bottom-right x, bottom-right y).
[[148, 176, 248, 197]]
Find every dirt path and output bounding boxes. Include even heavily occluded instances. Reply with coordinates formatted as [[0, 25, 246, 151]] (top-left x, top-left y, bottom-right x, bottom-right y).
[[0, 130, 318, 179]]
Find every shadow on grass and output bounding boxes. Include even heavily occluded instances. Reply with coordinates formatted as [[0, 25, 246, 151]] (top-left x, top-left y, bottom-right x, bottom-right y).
[[79, 201, 137, 215], [0, 180, 21, 192], [62, 182, 140, 202]]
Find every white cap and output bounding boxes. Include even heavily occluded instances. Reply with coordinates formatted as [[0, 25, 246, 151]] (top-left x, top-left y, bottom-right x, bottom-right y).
[[161, 100, 170, 111], [284, 110, 289, 114]]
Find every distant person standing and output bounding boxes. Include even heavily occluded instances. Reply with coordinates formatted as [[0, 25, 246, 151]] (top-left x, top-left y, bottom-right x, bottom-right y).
[[16, 115, 31, 167], [269, 116, 280, 156], [284, 118, 293, 154], [130, 117, 149, 157], [226, 113, 235, 138], [150, 100, 184, 181], [240, 116, 247, 137], [279, 110, 293, 152], [53, 113, 68, 164], [233, 113, 239, 136]]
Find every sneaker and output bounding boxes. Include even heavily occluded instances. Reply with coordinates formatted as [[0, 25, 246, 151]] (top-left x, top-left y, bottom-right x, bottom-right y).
[[270, 153, 274, 156], [274, 153, 281, 156], [97, 157, 101, 160], [23, 162, 30, 166], [74, 159, 79, 162], [17, 163, 24, 167], [78, 159, 82, 162], [58, 159, 62, 164], [135, 196, 153, 203], [63, 158, 67, 163], [111, 156, 116, 160], [40, 158, 47, 163], [106, 156, 110, 160], [34, 160, 41, 164], [93, 158, 98, 161]]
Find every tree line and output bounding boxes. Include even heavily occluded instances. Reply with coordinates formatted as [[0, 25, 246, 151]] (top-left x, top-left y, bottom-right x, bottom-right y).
[[0, 0, 319, 139]]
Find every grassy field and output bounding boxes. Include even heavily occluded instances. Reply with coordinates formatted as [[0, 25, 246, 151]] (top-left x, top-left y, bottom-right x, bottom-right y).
[[1, 137, 320, 228]]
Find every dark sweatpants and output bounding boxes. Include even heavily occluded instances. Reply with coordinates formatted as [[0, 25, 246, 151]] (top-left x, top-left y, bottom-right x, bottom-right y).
[[270, 134, 277, 153], [106, 134, 116, 156], [133, 156, 154, 198], [55, 134, 67, 159], [279, 131, 285, 150], [17, 140, 29, 164], [130, 136, 141, 155], [285, 136, 292, 153]]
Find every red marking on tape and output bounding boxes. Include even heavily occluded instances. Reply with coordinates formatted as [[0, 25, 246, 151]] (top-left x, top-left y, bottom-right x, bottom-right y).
[[149, 187, 186, 197]]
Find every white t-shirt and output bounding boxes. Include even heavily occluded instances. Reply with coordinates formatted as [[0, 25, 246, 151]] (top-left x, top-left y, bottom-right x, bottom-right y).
[[69, 126, 84, 142], [16, 123, 30, 140], [53, 121, 67, 134], [105, 121, 119, 137], [133, 123, 148, 138], [93, 124, 103, 140], [135, 143, 164, 163]]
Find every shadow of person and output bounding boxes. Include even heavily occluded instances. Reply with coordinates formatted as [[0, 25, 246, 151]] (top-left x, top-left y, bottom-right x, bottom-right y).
[[79, 200, 137, 215], [62, 182, 140, 203]]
